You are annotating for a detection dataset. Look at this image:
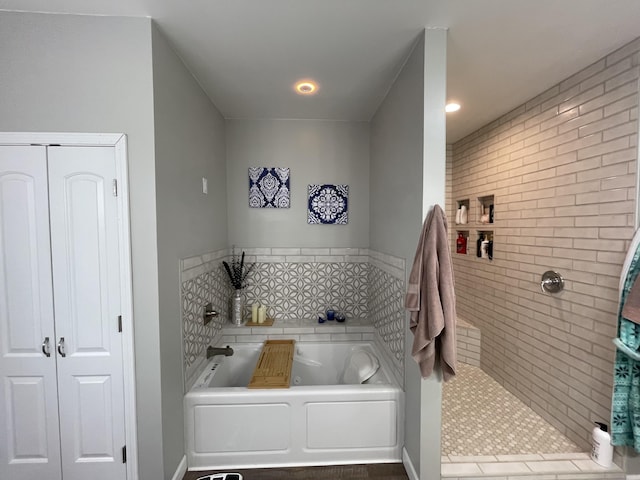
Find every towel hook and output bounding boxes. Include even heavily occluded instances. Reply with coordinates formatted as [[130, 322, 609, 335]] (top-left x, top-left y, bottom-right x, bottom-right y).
[[540, 270, 564, 294]]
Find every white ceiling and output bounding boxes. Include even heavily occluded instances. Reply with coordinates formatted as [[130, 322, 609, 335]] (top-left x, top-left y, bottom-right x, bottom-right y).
[[2, 0, 640, 143]]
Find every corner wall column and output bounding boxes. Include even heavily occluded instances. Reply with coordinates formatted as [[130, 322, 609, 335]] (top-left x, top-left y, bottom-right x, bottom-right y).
[[420, 26, 447, 480]]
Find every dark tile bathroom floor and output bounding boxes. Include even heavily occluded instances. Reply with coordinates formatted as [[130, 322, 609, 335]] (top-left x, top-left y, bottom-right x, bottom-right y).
[[182, 463, 409, 480]]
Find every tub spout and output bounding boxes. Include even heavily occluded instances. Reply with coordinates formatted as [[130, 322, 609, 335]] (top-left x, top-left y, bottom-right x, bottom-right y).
[[207, 345, 234, 358]]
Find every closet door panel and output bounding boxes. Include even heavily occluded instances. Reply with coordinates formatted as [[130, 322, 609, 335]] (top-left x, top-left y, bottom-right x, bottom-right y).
[[71, 375, 115, 458], [48, 146, 126, 480], [1, 172, 47, 353], [0, 146, 61, 480], [54, 171, 112, 354], [4, 376, 49, 458]]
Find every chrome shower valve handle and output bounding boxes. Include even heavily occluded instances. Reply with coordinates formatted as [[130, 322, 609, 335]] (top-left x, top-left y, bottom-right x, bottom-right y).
[[540, 271, 564, 294]]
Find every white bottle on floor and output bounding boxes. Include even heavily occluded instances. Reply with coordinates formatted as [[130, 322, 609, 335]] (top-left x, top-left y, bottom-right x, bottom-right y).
[[591, 422, 613, 467]]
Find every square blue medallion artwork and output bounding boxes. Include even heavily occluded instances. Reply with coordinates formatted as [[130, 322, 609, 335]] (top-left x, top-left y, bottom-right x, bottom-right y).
[[249, 167, 290, 208], [307, 184, 349, 224]]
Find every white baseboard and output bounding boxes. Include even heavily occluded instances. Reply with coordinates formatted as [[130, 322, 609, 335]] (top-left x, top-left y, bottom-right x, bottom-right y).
[[171, 455, 187, 480], [627, 476, 640, 480], [403, 448, 419, 480]]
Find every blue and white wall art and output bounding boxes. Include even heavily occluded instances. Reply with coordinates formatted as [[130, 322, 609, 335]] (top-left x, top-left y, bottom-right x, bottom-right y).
[[249, 167, 291, 208], [307, 184, 349, 224]]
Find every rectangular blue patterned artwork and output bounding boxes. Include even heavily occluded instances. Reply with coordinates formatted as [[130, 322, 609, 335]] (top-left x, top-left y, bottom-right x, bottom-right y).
[[248, 167, 290, 208], [307, 184, 349, 224]]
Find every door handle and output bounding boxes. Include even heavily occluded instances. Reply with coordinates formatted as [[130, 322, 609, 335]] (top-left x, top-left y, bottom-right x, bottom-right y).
[[42, 337, 51, 357], [57, 337, 66, 357]]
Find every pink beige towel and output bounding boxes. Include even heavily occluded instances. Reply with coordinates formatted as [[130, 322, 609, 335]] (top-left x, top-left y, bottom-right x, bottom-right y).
[[405, 204, 457, 381]]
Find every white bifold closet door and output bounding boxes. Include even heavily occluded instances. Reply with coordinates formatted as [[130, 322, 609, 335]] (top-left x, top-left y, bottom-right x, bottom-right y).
[[0, 145, 126, 480], [0, 146, 61, 480]]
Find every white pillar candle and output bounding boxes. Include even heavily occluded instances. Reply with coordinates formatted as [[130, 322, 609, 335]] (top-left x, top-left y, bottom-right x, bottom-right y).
[[258, 306, 266, 324], [251, 303, 259, 323]]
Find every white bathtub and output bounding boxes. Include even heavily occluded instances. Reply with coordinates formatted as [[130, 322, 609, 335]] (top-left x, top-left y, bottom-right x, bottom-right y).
[[184, 341, 404, 470]]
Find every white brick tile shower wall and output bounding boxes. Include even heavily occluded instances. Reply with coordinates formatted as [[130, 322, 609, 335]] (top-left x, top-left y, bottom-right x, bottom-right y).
[[457, 319, 481, 367], [447, 37, 640, 449], [180, 247, 406, 388]]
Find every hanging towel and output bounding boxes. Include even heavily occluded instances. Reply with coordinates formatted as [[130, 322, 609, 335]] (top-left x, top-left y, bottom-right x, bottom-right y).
[[622, 276, 640, 325], [612, 227, 640, 450], [405, 204, 457, 381]]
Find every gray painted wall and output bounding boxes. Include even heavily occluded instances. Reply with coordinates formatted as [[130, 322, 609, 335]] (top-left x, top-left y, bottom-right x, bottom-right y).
[[226, 119, 370, 248], [370, 29, 447, 479], [370, 36, 427, 476], [419, 27, 448, 479], [0, 12, 163, 480], [151, 23, 228, 478]]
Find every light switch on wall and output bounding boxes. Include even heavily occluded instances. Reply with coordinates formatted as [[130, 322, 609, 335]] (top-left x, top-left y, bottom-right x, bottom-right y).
[[202, 177, 208, 194]]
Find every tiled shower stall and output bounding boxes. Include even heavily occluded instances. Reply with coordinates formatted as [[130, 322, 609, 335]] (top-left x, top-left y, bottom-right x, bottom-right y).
[[447, 37, 640, 451]]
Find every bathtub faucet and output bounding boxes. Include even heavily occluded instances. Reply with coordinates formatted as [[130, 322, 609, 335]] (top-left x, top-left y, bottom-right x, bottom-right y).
[[207, 345, 234, 358]]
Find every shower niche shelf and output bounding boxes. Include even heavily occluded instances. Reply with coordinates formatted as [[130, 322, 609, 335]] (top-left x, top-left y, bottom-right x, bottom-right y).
[[455, 230, 469, 255], [456, 198, 470, 210], [453, 193, 497, 260], [477, 195, 494, 225], [476, 230, 493, 260], [455, 198, 470, 226]]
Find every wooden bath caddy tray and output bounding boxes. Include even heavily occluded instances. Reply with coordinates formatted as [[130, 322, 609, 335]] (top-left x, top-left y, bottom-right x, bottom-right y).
[[248, 339, 295, 389], [244, 318, 274, 327]]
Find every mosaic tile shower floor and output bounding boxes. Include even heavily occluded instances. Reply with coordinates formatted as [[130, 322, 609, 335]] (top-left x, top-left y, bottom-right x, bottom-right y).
[[442, 363, 583, 456]]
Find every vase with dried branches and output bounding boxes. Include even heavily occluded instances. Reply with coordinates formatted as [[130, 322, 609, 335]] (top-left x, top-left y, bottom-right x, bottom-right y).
[[222, 249, 255, 325]]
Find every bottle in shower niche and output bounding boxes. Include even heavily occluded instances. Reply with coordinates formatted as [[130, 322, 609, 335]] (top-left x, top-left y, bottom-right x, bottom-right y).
[[488, 233, 493, 260], [456, 232, 467, 254], [481, 235, 490, 259], [476, 233, 483, 258]]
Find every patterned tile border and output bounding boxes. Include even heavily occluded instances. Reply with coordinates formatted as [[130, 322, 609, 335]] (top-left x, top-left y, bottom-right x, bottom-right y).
[[181, 247, 231, 389], [181, 248, 228, 281], [374, 332, 404, 387], [243, 261, 369, 321], [369, 248, 406, 280], [369, 263, 405, 373]]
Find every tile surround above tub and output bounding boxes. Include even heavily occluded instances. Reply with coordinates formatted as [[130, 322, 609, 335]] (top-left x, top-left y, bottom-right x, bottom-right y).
[[218, 317, 375, 345], [368, 261, 405, 370], [181, 247, 407, 387], [181, 248, 231, 389], [244, 261, 369, 320], [367, 249, 406, 379]]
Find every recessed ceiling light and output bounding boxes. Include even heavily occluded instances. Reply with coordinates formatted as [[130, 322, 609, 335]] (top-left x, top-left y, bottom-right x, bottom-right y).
[[295, 80, 318, 95], [445, 103, 461, 113]]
